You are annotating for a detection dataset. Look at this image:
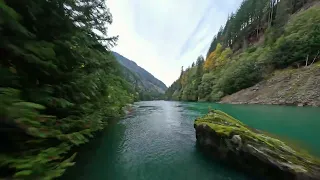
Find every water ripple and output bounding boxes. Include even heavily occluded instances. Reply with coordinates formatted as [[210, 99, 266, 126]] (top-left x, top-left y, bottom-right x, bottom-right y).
[[62, 101, 320, 180]]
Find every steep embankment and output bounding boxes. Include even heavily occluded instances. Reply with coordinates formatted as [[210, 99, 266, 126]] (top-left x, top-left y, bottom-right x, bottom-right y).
[[221, 62, 320, 106]]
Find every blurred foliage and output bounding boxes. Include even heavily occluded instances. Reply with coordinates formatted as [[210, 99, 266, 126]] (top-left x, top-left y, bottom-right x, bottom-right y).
[[0, 0, 134, 179]]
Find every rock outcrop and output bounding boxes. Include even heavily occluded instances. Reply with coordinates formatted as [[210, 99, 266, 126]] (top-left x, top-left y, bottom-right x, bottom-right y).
[[194, 110, 320, 179]]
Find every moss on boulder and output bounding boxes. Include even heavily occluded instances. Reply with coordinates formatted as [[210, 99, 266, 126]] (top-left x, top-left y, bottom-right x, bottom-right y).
[[194, 110, 320, 180]]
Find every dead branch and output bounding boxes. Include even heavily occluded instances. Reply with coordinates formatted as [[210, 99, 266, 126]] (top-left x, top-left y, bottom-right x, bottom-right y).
[[310, 50, 319, 65]]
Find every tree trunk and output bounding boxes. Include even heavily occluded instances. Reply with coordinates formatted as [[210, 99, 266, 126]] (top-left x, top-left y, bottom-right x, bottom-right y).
[[270, 0, 275, 27], [311, 51, 319, 65]]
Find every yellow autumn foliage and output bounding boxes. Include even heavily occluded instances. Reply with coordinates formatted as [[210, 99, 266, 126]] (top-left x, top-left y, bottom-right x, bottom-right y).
[[216, 48, 233, 67], [204, 43, 226, 71], [204, 51, 216, 71]]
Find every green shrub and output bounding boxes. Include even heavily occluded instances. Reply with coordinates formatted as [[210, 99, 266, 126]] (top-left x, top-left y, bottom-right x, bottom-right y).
[[181, 84, 197, 101], [271, 6, 320, 68], [198, 72, 217, 101], [217, 51, 263, 95]]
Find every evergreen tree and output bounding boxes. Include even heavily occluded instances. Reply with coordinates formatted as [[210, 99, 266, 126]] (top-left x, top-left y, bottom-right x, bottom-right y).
[[0, 0, 133, 179], [195, 56, 204, 100]]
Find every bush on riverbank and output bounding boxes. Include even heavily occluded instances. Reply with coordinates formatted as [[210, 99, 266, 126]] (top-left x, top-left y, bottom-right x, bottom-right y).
[[271, 6, 320, 68]]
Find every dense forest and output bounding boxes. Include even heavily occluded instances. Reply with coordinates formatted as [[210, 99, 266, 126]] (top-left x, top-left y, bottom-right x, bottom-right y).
[[0, 0, 137, 179], [166, 0, 320, 102]]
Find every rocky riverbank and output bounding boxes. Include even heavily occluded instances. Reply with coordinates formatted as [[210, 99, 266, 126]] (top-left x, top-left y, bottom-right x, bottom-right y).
[[220, 62, 320, 107], [194, 110, 320, 180]]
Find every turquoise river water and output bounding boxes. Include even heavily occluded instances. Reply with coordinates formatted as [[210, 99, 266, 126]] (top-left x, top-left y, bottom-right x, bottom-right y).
[[62, 101, 320, 180]]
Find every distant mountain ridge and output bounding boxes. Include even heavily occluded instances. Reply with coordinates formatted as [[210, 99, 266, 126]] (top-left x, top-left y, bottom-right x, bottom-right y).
[[112, 52, 167, 100]]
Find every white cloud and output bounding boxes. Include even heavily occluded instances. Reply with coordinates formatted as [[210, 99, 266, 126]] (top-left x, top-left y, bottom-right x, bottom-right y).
[[107, 0, 241, 86]]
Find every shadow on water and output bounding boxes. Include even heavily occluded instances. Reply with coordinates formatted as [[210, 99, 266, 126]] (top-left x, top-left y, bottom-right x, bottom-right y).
[[60, 119, 126, 180], [194, 143, 255, 180], [135, 105, 162, 115]]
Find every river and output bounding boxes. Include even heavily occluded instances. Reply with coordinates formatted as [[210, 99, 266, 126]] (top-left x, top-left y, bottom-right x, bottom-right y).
[[62, 101, 320, 180]]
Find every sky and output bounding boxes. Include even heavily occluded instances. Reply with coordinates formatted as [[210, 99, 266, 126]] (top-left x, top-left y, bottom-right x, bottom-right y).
[[107, 0, 242, 87]]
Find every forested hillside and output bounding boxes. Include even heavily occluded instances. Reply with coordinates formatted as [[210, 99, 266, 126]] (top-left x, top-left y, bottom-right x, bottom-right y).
[[166, 0, 320, 103], [0, 0, 135, 179], [113, 52, 167, 100]]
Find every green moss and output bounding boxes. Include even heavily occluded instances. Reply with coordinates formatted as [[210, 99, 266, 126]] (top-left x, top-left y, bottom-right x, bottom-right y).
[[195, 110, 320, 172]]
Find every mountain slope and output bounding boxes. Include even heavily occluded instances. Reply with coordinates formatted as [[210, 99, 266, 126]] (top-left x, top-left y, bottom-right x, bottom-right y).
[[113, 52, 167, 100]]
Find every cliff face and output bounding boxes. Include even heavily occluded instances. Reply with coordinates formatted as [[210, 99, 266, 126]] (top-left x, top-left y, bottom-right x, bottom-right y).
[[194, 110, 320, 180], [220, 62, 320, 106]]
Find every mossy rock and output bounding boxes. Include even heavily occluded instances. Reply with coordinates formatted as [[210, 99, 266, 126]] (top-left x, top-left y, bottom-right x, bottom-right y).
[[194, 110, 320, 180]]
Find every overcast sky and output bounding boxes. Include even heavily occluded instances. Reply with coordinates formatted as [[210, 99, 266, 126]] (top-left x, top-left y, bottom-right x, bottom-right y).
[[107, 0, 241, 87]]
